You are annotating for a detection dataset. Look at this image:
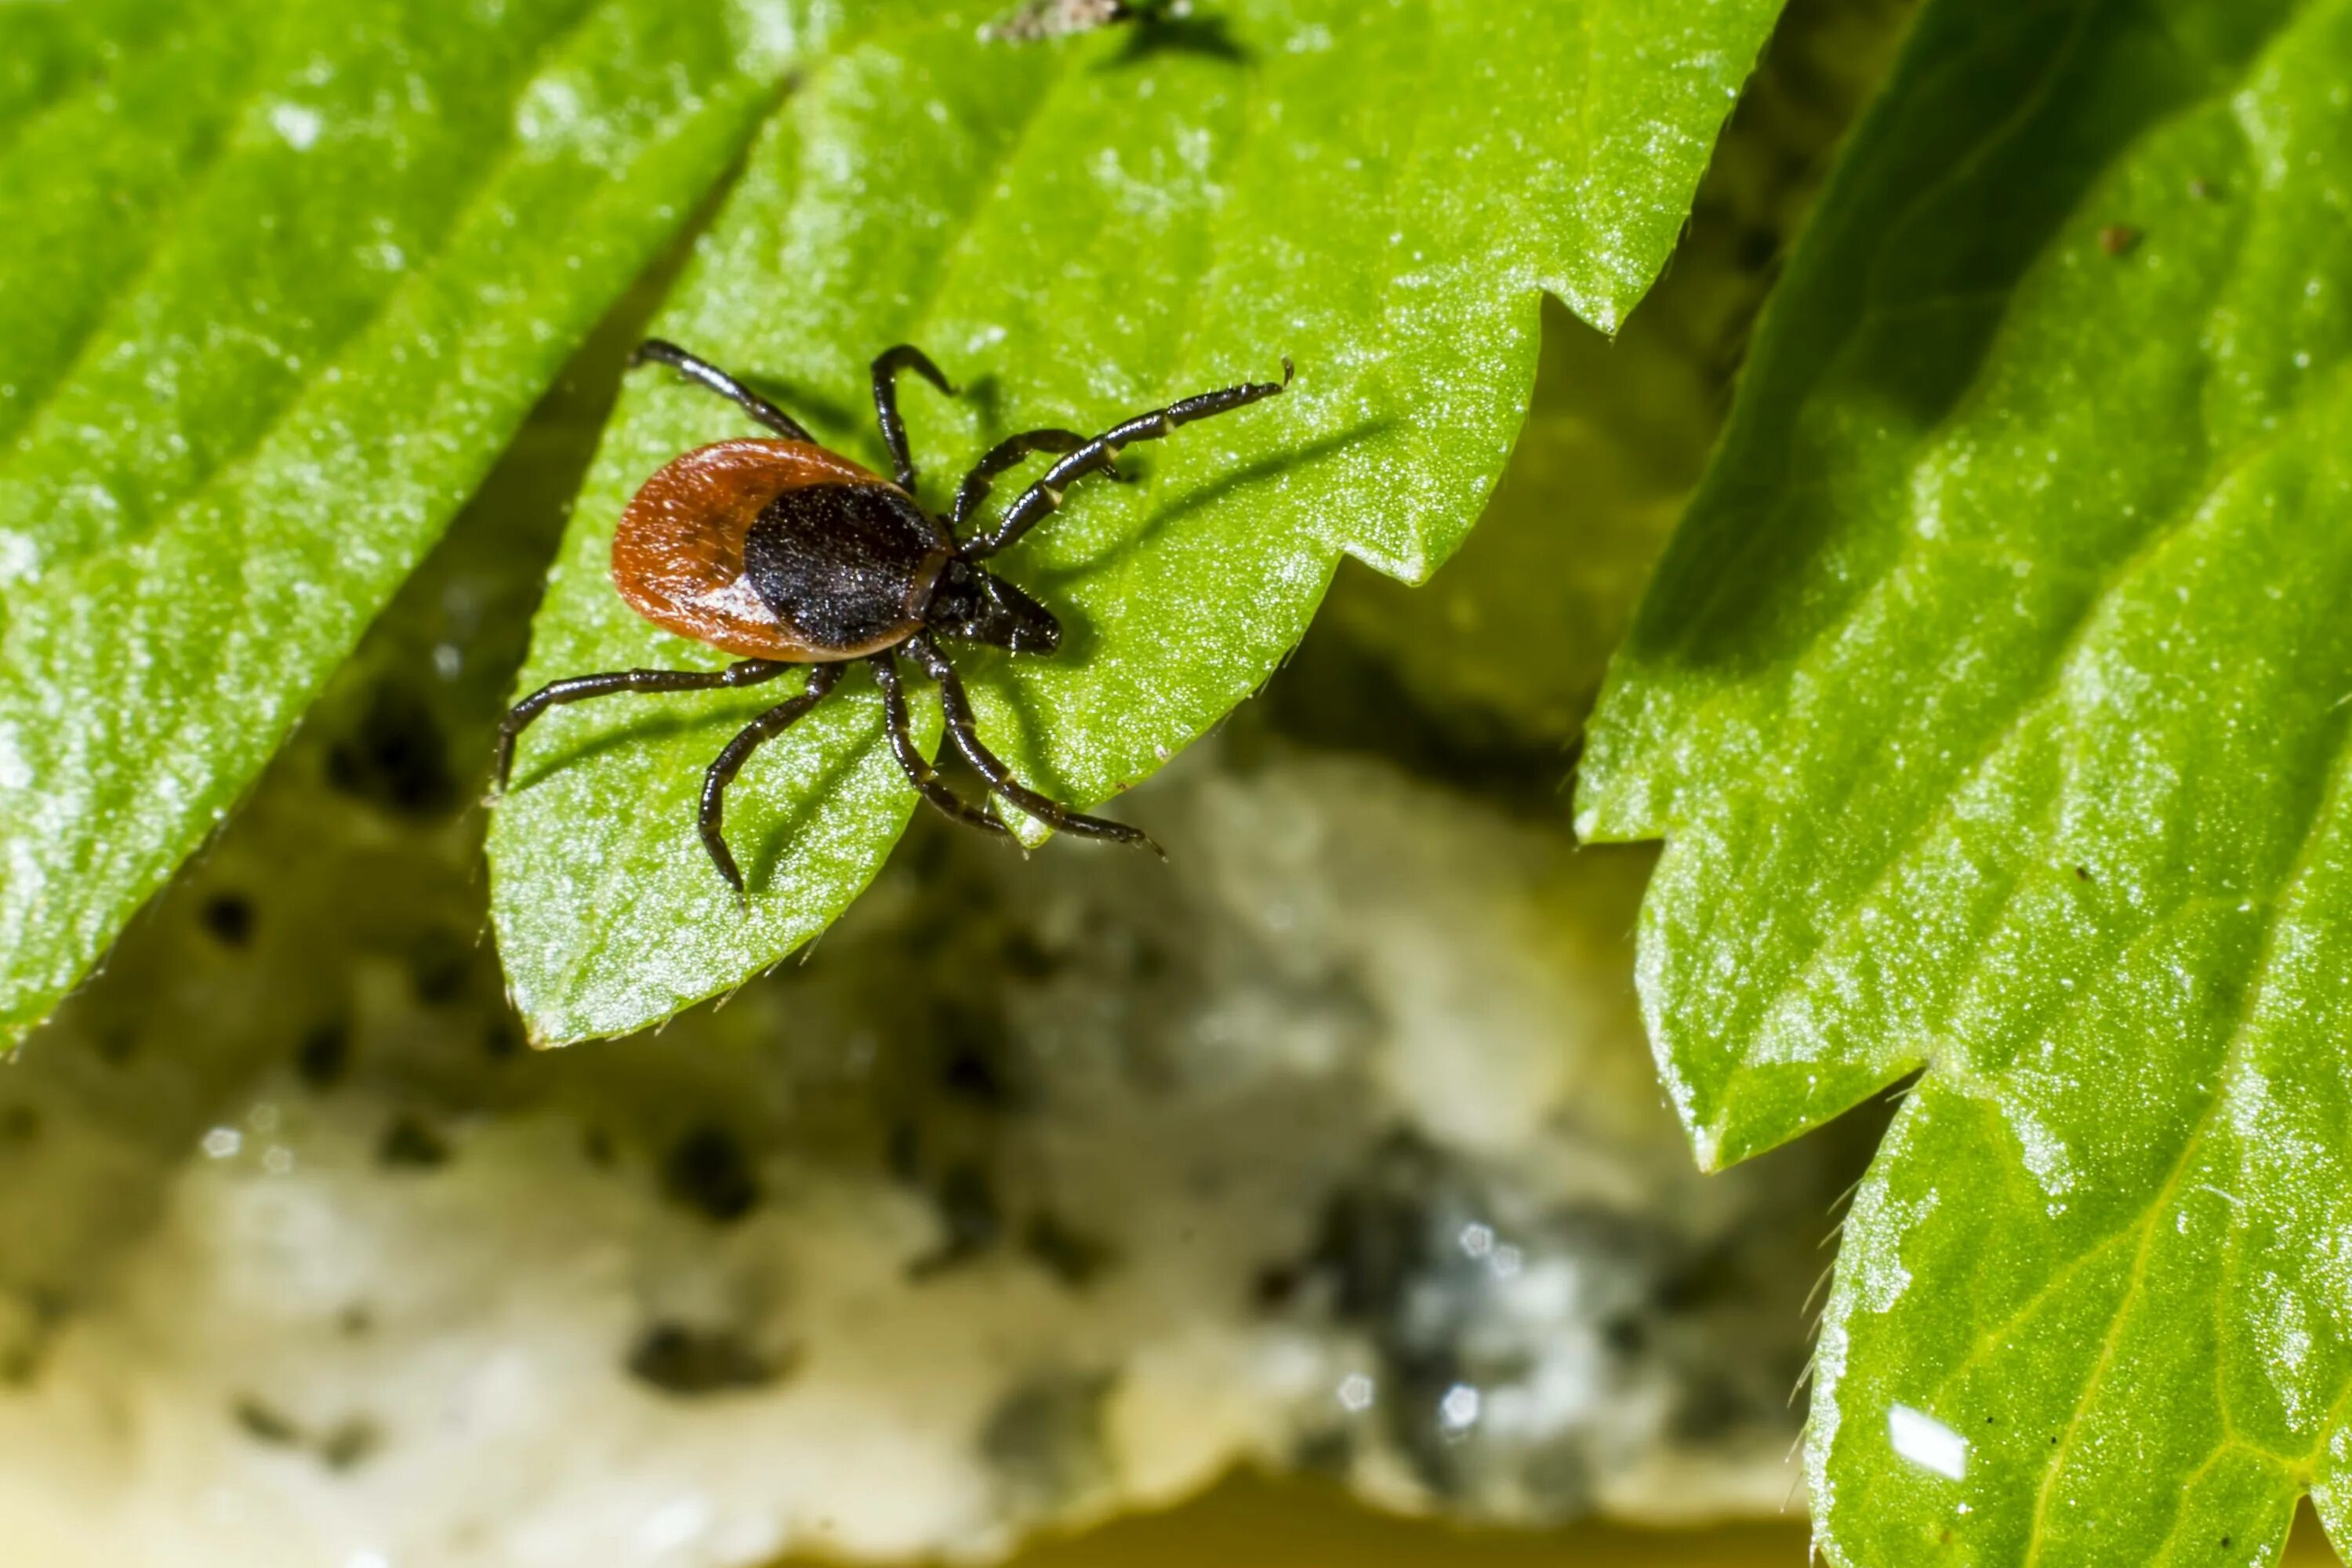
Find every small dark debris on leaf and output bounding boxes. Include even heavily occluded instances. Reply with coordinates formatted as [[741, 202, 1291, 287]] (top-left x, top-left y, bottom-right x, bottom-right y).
[[2098, 223, 2142, 257], [199, 891, 256, 948], [2074, 865, 2092, 881], [983, 0, 1189, 42], [663, 1122, 761, 1223], [626, 1321, 788, 1396], [378, 1113, 450, 1170]]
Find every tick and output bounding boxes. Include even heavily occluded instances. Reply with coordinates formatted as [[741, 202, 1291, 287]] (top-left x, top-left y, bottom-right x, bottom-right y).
[[495, 337, 1290, 895]]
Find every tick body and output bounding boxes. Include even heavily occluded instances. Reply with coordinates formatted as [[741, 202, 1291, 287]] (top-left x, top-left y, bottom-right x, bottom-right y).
[[495, 337, 1290, 897]]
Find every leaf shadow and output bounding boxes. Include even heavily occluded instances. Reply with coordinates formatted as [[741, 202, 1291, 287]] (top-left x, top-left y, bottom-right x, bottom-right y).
[[508, 688, 797, 791], [1096, 14, 1250, 67], [1023, 415, 1393, 596], [742, 722, 885, 895], [739, 370, 862, 438]]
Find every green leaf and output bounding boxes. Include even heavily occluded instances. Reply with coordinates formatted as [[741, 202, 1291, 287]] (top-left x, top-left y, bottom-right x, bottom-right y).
[[490, 0, 1791, 1044], [0, 0, 873, 1044], [1578, 0, 2352, 1562]]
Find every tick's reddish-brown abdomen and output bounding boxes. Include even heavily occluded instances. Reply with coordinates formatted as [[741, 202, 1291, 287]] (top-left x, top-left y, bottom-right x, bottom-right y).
[[612, 438, 907, 661]]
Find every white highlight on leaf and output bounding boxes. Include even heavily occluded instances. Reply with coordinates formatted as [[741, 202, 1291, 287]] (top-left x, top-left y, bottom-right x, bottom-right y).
[[0, 529, 38, 586], [0, 723, 29, 791], [1887, 1403, 1967, 1481], [269, 102, 322, 151], [1846, 1178, 1936, 1314]]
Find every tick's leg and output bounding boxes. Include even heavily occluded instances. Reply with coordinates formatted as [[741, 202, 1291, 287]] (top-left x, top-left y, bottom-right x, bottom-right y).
[[907, 636, 1163, 855], [963, 358, 1291, 561], [495, 659, 793, 790], [949, 428, 1093, 537], [633, 338, 815, 442], [699, 662, 846, 895], [870, 345, 956, 492], [868, 651, 1009, 838]]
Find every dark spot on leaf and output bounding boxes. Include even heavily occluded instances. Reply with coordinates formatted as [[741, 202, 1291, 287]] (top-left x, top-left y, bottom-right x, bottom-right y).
[[626, 1321, 787, 1396], [199, 891, 256, 948], [582, 1127, 617, 1167], [2099, 223, 2142, 257], [662, 1122, 760, 1223], [2074, 865, 2092, 881], [1735, 224, 1780, 274], [378, 1114, 449, 1170], [296, 1023, 350, 1090], [327, 681, 459, 820], [1022, 1211, 1117, 1289], [0, 1104, 39, 1145]]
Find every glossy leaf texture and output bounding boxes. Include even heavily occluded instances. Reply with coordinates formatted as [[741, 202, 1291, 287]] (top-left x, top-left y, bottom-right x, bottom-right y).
[[490, 0, 1789, 1044], [1578, 0, 2352, 1563], [0, 0, 884, 1044]]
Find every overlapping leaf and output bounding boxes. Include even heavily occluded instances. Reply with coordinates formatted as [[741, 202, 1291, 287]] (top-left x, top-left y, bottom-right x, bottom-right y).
[[0, 0, 884, 1044], [489, 0, 1789, 1043], [1578, 0, 2352, 1561]]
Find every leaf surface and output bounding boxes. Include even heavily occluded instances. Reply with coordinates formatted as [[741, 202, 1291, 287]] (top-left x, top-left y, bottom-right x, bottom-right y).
[[0, 0, 877, 1043], [490, 0, 1789, 1042], [1578, 0, 2352, 1561]]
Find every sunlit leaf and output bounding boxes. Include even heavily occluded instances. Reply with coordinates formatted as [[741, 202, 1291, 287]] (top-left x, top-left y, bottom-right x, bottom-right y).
[[491, 0, 1789, 1043], [0, 0, 880, 1044], [1579, 0, 2352, 1561]]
